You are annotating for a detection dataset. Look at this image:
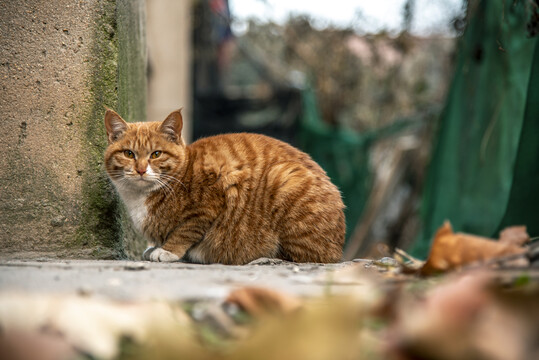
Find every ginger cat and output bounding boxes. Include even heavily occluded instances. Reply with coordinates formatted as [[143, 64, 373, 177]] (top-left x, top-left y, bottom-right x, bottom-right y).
[[104, 109, 345, 264]]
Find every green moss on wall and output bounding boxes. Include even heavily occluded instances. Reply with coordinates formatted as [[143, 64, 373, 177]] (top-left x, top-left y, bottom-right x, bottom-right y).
[[116, 0, 148, 259], [76, 0, 123, 259], [76, 0, 147, 259]]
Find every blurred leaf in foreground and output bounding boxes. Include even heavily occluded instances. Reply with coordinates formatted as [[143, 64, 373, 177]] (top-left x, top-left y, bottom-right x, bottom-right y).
[[389, 272, 539, 360], [225, 287, 303, 318], [0, 294, 193, 359]]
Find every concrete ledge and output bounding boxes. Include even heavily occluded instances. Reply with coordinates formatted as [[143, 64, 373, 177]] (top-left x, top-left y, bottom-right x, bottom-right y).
[[0, 259, 368, 301]]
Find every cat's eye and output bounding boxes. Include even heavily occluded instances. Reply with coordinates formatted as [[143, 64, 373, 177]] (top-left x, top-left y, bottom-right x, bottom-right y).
[[123, 150, 135, 159], [150, 151, 162, 159]]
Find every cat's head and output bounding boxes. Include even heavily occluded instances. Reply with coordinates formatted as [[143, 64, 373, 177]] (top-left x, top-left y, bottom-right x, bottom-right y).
[[104, 109, 186, 194]]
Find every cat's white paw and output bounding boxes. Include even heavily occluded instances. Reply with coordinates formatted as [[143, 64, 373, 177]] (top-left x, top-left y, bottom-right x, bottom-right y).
[[144, 247, 180, 262]]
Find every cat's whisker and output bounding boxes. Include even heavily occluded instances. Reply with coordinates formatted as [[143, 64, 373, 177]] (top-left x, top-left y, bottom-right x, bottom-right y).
[[154, 178, 175, 198], [106, 170, 127, 179], [161, 183, 175, 198], [108, 166, 179, 198], [159, 174, 187, 191], [114, 178, 131, 192]]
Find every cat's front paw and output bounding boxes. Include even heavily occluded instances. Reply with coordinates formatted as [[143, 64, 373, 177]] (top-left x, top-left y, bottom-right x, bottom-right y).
[[142, 246, 180, 262]]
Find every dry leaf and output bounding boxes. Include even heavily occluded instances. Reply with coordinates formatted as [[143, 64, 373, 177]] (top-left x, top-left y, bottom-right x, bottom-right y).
[[225, 287, 302, 317], [0, 293, 192, 359], [390, 273, 538, 360], [499, 226, 529, 247], [228, 297, 363, 360], [421, 222, 527, 275], [0, 331, 76, 360], [390, 274, 489, 360]]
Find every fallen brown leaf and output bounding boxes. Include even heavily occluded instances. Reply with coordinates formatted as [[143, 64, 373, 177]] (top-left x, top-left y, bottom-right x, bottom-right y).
[[225, 287, 302, 317], [421, 222, 527, 275], [499, 226, 530, 247]]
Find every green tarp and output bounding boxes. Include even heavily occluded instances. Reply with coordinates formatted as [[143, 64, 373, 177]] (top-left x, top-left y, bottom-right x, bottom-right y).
[[413, 0, 539, 258]]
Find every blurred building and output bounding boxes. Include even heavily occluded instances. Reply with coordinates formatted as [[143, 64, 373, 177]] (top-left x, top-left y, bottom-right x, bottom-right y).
[[192, 0, 302, 145], [146, 0, 192, 142]]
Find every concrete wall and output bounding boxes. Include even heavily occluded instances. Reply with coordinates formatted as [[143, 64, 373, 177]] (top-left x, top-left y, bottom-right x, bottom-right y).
[[0, 0, 147, 259]]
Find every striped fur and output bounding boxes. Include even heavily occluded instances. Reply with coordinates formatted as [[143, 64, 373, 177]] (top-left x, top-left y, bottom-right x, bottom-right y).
[[104, 109, 345, 264]]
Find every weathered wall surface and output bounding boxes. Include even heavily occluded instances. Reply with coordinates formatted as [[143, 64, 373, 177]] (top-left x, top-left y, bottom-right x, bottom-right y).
[[0, 0, 146, 259], [116, 0, 148, 259]]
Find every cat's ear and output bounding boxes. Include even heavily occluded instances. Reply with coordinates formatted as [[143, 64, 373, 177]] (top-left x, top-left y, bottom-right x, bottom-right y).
[[160, 109, 184, 145], [104, 109, 128, 144]]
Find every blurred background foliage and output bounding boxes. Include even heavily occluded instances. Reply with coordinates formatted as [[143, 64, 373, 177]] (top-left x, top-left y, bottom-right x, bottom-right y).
[[190, 0, 539, 259]]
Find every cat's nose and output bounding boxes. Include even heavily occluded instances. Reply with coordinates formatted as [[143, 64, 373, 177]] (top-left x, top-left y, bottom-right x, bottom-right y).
[[136, 168, 146, 175]]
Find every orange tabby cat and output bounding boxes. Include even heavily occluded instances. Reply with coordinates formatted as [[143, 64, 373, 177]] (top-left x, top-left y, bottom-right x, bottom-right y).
[[104, 109, 345, 264]]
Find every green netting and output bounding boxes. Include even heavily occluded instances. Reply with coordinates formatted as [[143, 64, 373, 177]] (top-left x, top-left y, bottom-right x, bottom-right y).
[[299, 86, 372, 241], [299, 86, 418, 243], [413, 0, 539, 258]]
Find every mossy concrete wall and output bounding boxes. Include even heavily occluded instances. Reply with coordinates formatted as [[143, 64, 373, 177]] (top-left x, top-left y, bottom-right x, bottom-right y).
[[0, 0, 146, 259]]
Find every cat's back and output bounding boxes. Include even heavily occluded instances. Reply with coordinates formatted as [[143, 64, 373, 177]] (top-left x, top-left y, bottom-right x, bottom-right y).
[[189, 132, 327, 178], [188, 133, 342, 204]]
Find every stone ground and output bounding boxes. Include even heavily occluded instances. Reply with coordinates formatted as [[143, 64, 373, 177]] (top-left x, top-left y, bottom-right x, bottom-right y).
[[2, 258, 537, 360], [0, 259, 370, 302]]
